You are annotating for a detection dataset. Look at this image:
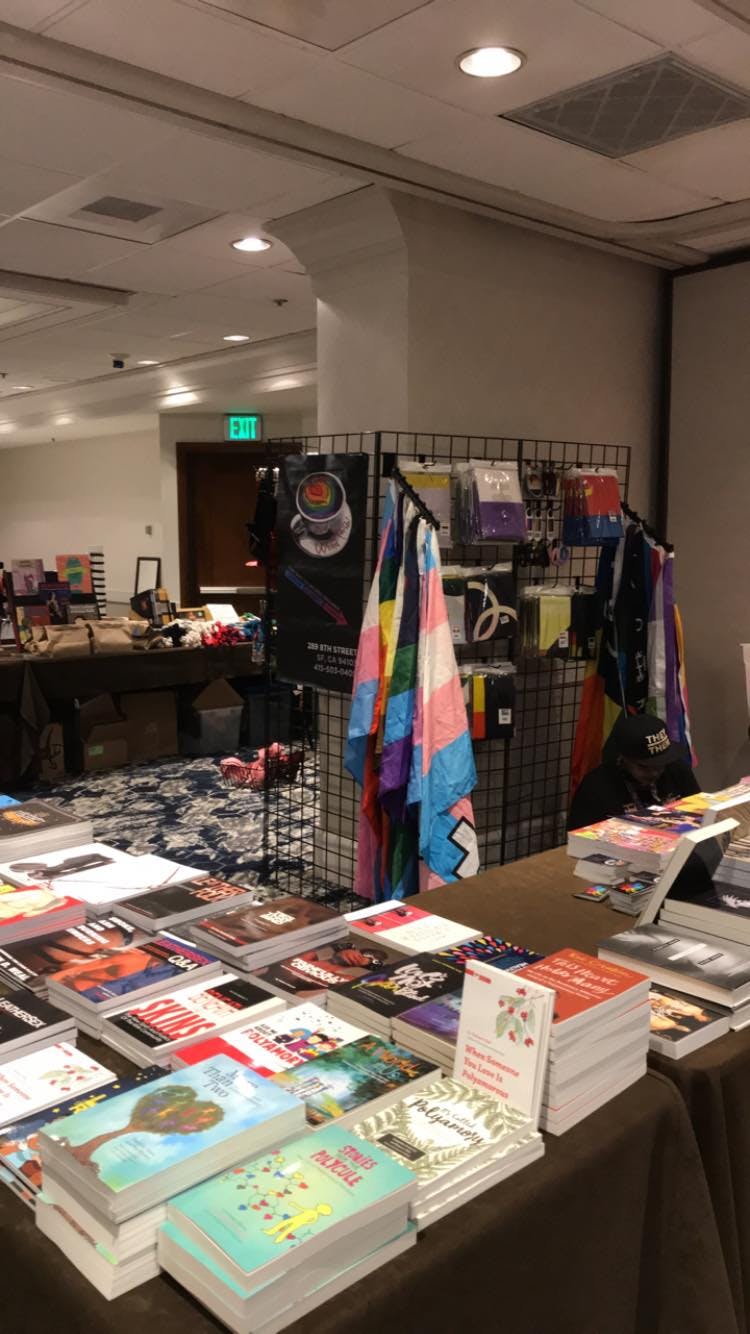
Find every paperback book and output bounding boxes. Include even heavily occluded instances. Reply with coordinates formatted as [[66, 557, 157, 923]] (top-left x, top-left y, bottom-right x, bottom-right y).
[[346, 901, 480, 956], [574, 854, 631, 884], [100, 974, 285, 1065], [270, 1034, 439, 1128], [46, 933, 221, 1017], [0, 843, 205, 906], [175, 1003, 364, 1076], [0, 881, 85, 945], [0, 801, 92, 861], [454, 960, 554, 1122], [0, 986, 76, 1062], [0, 914, 153, 994], [0, 1042, 116, 1128], [598, 925, 750, 1007], [166, 1122, 416, 1289], [190, 897, 341, 962], [567, 818, 681, 872], [328, 952, 464, 1034], [648, 987, 730, 1058], [516, 948, 650, 1037], [432, 935, 544, 974], [117, 877, 261, 930], [393, 991, 463, 1062], [252, 937, 403, 1005], [39, 1055, 306, 1220], [0, 1066, 162, 1199]]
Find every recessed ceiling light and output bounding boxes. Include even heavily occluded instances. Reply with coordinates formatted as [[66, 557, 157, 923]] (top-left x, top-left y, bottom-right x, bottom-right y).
[[231, 236, 272, 253], [137, 359, 159, 366], [10, 385, 32, 391], [458, 46, 525, 78], [223, 334, 250, 343], [161, 390, 199, 408], [55, 415, 73, 426]]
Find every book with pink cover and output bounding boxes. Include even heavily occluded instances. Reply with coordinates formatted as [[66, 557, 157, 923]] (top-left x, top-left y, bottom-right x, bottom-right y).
[[567, 818, 681, 871]]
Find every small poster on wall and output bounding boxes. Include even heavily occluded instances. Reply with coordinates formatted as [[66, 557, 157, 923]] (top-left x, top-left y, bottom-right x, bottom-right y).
[[56, 553, 93, 594], [276, 453, 368, 692]]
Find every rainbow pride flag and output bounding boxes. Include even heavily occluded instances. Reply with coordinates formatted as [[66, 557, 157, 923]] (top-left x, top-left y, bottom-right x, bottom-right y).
[[346, 484, 478, 901]]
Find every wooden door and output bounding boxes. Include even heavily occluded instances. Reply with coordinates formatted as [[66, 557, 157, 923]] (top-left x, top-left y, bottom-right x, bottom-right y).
[[177, 444, 265, 615]]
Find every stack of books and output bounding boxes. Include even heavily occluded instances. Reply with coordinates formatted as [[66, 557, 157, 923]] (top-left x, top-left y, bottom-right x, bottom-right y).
[[0, 881, 85, 945], [0, 800, 92, 862], [173, 1002, 365, 1075], [116, 876, 262, 931], [0, 913, 157, 995], [36, 1056, 306, 1298], [607, 875, 658, 916], [0, 1066, 162, 1207], [158, 1124, 416, 1333], [345, 900, 480, 956], [658, 881, 750, 946], [598, 925, 750, 1027], [648, 986, 730, 1058], [515, 949, 651, 1134], [269, 1033, 440, 1129], [45, 932, 222, 1037], [0, 843, 205, 911], [354, 1076, 543, 1229], [99, 974, 286, 1067], [567, 818, 682, 875], [574, 854, 631, 885], [251, 936, 403, 1007], [0, 985, 77, 1062], [189, 897, 343, 972], [327, 952, 463, 1039], [0, 1041, 116, 1128]]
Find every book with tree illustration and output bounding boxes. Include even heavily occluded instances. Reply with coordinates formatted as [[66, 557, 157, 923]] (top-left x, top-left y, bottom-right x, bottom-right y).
[[39, 1057, 303, 1195]]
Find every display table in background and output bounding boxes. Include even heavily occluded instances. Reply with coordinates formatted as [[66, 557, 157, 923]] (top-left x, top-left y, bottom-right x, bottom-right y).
[[0, 847, 745, 1334], [0, 644, 262, 704]]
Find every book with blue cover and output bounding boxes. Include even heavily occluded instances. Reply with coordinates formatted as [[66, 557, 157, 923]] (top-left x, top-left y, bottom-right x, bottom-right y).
[[39, 1055, 306, 1219], [0, 1065, 163, 1199], [167, 1122, 415, 1287], [269, 1034, 438, 1127], [395, 991, 463, 1046], [433, 936, 545, 974]]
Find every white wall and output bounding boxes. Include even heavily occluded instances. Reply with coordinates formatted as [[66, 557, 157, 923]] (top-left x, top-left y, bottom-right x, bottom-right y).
[[2, 428, 161, 604], [395, 196, 663, 517], [670, 262, 750, 788]]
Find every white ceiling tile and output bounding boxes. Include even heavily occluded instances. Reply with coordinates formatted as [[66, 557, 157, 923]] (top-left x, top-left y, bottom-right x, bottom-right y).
[[682, 222, 750, 252], [0, 0, 85, 28], [573, 0, 723, 47], [187, 0, 431, 51], [85, 244, 252, 294], [259, 176, 364, 220], [681, 26, 750, 92], [626, 120, 750, 202], [164, 212, 295, 265], [46, 0, 321, 97], [92, 129, 345, 213], [400, 117, 719, 220], [0, 218, 142, 280], [0, 73, 175, 176], [339, 0, 659, 115], [200, 267, 312, 302], [250, 57, 479, 148], [0, 157, 79, 215]]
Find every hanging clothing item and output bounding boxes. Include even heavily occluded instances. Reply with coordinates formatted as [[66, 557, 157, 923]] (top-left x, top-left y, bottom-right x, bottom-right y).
[[464, 564, 516, 643], [571, 522, 693, 795], [441, 566, 467, 646], [346, 484, 479, 902], [562, 468, 624, 546], [462, 666, 516, 741]]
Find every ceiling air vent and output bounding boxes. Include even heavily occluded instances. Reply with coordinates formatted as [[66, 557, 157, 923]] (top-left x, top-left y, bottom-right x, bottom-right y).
[[80, 196, 162, 223], [503, 55, 750, 158]]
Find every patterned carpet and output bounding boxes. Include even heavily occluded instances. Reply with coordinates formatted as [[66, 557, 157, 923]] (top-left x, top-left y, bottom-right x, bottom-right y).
[[34, 753, 319, 899]]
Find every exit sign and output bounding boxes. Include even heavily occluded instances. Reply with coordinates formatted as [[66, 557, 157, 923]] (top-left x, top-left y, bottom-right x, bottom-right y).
[[224, 413, 263, 441]]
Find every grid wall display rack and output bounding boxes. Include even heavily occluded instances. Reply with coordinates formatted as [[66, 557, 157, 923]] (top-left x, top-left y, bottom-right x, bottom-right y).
[[257, 430, 631, 910]]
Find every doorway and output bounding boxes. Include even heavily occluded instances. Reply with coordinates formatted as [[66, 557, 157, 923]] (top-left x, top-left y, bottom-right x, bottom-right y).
[[177, 443, 265, 615]]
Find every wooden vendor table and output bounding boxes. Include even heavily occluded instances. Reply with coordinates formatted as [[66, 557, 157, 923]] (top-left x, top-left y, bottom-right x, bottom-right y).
[[0, 849, 744, 1334], [0, 644, 262, 705]]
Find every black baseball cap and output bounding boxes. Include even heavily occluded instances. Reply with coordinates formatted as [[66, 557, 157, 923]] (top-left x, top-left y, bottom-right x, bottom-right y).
[[612, 714, 679, 767]]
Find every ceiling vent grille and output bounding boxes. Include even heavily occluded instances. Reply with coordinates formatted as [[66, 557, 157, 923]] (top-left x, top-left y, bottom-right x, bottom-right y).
[[503, 55, 750, 157], [80, 196, 162, 223]]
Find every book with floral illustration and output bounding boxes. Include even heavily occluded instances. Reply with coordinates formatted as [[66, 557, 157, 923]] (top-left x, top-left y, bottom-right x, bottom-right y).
[[454, 960, 554, 1124], [0, 1042, 116, 1128]]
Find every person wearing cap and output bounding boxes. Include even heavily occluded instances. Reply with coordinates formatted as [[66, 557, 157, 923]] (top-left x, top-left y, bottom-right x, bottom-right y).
[[567, 713, 699, 831]]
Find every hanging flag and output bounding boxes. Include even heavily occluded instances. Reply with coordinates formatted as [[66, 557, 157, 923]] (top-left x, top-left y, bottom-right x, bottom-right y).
[[346, 484, 478, 901]]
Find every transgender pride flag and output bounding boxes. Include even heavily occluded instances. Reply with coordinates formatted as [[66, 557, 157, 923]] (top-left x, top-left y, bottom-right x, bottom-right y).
[[345, 483, 478, 901]]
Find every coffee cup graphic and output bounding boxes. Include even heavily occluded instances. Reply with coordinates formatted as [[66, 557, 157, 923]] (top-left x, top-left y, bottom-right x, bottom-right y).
[[295, 472, 346, 538]]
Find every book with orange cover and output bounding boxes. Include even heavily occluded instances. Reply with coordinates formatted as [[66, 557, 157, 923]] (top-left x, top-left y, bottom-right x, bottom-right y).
[[516, 948, 649, 1037]]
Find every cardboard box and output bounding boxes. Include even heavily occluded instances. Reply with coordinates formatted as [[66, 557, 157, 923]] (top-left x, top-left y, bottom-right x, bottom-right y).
[[38, 722, 65, 783], [121, 690, 178, 763], [78, 693, 129, 772], [180, 678, 244, 756]]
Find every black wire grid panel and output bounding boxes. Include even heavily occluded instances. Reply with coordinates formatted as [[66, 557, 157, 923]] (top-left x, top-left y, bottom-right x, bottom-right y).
[[260, 432, 630, 908]]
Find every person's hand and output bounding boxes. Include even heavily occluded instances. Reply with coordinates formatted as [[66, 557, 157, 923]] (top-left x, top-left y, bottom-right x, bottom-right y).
[[337, 948, 372, 966]]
